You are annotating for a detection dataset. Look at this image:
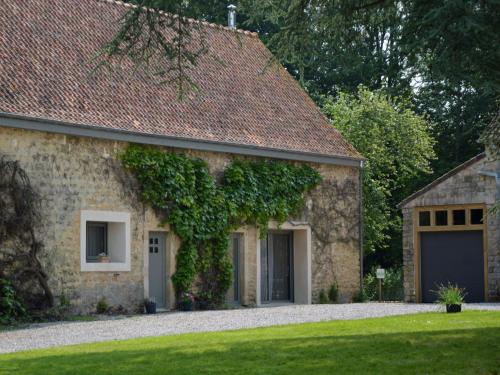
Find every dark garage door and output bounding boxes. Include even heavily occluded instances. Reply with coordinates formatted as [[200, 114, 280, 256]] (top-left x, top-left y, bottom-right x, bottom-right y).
[[420, 231, 484, 303]]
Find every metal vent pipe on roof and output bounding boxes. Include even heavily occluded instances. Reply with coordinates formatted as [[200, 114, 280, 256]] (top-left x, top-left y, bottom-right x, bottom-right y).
[[228, 4, 236, 29]]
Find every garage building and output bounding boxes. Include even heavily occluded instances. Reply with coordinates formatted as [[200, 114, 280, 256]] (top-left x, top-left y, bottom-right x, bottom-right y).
[[399, 153, 499, 303]]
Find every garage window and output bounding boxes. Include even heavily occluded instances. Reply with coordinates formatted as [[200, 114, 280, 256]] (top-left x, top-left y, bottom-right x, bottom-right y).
[[435, 210, 448, 226], [416, 206, 486, 229], [419, 211, 431, 226], [470, 209, 484, 225], [452, 210, 466, 225]]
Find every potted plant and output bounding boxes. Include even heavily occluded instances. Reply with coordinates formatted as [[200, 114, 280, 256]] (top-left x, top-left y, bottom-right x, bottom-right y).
[[434, 283, 466, 313], [196, 291, 216, 310], [97, 252, 110, 263], [179, 292, 195, 311], [144, 297, 156, 314]]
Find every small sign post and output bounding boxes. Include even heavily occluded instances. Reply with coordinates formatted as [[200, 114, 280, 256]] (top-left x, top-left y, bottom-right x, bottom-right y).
[[376, 268, 385, 302]]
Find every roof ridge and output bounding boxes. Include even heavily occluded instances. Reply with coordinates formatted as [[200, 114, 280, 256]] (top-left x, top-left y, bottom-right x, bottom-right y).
[[96, 0, 259, 38]]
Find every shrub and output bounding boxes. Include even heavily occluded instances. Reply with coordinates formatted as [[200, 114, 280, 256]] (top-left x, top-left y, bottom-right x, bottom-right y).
[[59, 292, 70, 308], [434, 283, 466, 305], [352, 289, 369, 303], [0, 278, 27, 324], [96, 297, 109, 314], [318, 289, 329, 304], [328, 283, 339, 303], [363, 267, 404, 301]]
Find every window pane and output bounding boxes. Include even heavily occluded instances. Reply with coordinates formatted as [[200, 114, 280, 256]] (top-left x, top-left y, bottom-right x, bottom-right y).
[[470, 209, 484, 225], [87, 222, 107, 261], [452, 210, 466, 225], [435, 210, 448, 226], [419, 211, 431, 226]]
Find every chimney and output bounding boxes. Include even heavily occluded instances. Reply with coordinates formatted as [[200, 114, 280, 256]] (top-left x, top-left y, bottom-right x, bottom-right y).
[[228, 4, 236, 29]]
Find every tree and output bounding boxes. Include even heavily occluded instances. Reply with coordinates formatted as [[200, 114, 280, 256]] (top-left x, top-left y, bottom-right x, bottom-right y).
[[0, 156, 54, 310], [242, 0, 499, 178], [99, 0, 498, 269], [95, 0, 235, 98], [481, 110, 500, 213], [323, 86, 435, 268]]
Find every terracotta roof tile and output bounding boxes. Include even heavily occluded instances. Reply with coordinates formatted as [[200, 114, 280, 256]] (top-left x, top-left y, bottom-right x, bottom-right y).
[[0, 0, 361, 160]]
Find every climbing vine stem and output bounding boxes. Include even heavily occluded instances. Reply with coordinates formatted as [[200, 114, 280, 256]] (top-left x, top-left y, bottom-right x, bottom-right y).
[[121, 145, 321, 307]]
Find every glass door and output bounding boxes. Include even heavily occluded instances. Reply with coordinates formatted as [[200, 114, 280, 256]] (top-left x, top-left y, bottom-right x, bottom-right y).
[[261, 232, 293, 303]]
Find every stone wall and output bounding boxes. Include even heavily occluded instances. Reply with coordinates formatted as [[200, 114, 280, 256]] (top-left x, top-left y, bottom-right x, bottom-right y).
[[401, 155, 500, 301], [0, 125, 361, 312]]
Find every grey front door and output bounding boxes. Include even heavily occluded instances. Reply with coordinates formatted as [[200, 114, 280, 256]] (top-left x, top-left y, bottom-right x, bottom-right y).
[[261, 232, 293, 303], [148, 232, 167, 308], [420, 230, 484, 303]]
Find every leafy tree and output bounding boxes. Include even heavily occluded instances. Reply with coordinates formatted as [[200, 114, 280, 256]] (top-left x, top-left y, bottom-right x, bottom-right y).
[[482, 110, 500, 213], [99, 0, 498, 269], [243, 1, 499, 179], [323, 87, 435, 268]]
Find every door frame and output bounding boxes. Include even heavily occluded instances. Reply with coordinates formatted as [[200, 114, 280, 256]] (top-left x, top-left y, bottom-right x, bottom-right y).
[[413, 204, 488, 302], [261, 230, 294, 303]]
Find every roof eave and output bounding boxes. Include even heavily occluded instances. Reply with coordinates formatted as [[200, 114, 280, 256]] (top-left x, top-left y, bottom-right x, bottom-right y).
[[0, 112, 363, 167]]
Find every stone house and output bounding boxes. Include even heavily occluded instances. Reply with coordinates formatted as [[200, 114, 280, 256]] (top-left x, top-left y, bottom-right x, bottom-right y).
[[399, 153, 500, 303], [0, 0, 363, 313]]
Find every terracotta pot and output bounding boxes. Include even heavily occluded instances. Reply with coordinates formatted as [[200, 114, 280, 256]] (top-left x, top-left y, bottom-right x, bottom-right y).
[[97, 256, 110, 263]]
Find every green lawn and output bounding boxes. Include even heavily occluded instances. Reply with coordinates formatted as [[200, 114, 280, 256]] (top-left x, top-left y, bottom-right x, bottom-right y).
[[1, 311, 499, 375]]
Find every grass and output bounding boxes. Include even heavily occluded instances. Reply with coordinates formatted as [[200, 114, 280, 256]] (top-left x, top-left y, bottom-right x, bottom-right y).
[[1, 311, 500, 374]]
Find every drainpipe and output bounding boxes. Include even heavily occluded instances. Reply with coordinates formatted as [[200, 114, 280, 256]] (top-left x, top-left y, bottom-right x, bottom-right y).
[[359, 161, 364, 291]]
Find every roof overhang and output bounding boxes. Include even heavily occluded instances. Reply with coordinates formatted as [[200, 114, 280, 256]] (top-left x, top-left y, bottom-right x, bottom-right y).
[[0, 112, 363, 167]]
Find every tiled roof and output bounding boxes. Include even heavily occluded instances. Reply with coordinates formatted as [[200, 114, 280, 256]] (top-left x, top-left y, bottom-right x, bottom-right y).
[[0, 0, 361, 161]]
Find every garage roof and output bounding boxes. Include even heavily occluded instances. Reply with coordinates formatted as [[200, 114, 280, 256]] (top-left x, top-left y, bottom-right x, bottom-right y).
[[397, 153, 487, 209]]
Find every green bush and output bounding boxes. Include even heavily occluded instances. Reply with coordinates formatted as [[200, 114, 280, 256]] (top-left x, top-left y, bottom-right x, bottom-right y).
[[96, 297, 109, 314], [352, 289, 369, 303], [328, 283, 339, 303], [363, 267, 404, 301], [59, 292, 70, 309], [0, 278, 27, 325], [121, 145, 321, 307], [434, 283, 466, 305], [318, 289, 329, 304]]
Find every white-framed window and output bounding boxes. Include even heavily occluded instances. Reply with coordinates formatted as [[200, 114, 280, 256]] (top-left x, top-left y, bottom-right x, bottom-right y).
[[80, 210, 131, 272]]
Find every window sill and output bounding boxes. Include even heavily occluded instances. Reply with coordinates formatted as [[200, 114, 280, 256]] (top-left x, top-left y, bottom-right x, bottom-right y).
[[81, 262, 131, 272]]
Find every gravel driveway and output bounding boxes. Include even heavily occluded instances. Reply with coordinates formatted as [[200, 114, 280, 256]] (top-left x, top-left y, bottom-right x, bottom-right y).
[[1, 302, 499, 354]]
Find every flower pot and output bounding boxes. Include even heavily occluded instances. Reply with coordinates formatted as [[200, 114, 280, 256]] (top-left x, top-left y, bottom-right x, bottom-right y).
[[446, 304, 461, 313], [145, 300, 157, 314], [197, 300, 212, 310], [180, 300, 193, 311], [97, 255, 110, 263]]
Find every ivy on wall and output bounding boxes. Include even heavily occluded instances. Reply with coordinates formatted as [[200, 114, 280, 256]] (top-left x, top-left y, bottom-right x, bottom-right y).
[[121, 145, 321, 307]]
